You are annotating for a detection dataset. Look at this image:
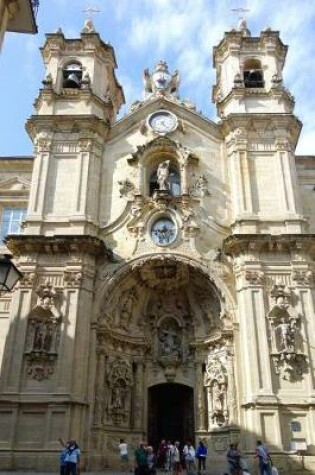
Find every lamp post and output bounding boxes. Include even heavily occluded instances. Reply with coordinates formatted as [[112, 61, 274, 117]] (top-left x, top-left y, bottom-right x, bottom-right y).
[[0, 254, 23, 293]]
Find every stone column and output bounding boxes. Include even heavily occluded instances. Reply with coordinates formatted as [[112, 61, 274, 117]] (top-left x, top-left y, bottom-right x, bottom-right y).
[[93, 351, 106, 427], [226, 348, 237, 426], [195, 361, 206, 431], [206, 386, 213, 431], [133, 361, 145, 431]]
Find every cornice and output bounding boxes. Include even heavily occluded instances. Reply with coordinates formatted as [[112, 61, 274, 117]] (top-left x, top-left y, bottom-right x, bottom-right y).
[[26, 114, 109, 141], [217, 87, 295, 112], [219, 113, 302, 149], [223, 234, 315, 257], [6, 235, 113, 259], [213, 30, 287, 66]]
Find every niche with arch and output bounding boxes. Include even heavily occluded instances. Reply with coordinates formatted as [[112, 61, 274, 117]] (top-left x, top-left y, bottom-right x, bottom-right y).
[[243, 58, 264, 88]]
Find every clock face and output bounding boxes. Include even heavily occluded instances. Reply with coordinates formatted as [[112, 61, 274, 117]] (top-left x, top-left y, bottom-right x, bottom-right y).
[[148, 110, 178, 135], [151, 217, 176, 246]]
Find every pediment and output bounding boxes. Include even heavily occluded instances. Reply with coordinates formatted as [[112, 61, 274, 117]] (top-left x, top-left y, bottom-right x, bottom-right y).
[[0, 176, 31, 192], [111, 96, 221, 141]]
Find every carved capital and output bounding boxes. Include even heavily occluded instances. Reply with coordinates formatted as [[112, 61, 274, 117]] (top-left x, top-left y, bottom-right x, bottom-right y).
[[63, 270, 83, 288], [291, 269, 313, 286], [245, 270, 264, 285]]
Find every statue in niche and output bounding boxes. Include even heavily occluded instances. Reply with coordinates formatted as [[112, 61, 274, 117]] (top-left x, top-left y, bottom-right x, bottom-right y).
[[106, 359, 133, 425], [33, 322, 46, 351], [268, 282, 306, 381], [159, 328, 180, 357], [157, 160, 170, 191], [119, 287, 138, 330], [204, 354, 229, 427], [212, 381, 227, 420], [277, 317, 296, 351], [112, 380, 127, 410]]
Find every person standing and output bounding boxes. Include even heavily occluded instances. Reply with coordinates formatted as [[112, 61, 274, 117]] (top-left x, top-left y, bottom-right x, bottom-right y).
[[158, 439, 168, 470], [119, 438, 129, 472], [135, 442, 149, 475], [173, 441, 181, 475], [196, 441, 207, 473], [58, 437, 68, 475], [64, 439, 81, 475], [183, 441, 195, 474], [147, 446, 157, 475], [226, 444, 241, 474], [256, 440, 272, 475]]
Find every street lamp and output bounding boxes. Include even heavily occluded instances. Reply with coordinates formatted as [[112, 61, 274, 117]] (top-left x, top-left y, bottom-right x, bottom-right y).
[[0, 254, 23, 293]]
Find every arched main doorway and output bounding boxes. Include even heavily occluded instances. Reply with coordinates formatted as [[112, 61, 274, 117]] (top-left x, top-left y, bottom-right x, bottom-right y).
[[148, 383, 194, 449]]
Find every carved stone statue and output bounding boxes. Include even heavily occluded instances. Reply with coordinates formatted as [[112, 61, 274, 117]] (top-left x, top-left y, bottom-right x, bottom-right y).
[[277, 318, 295, 351], [157, 160, 170, 191], [204, 353, 229, 427]]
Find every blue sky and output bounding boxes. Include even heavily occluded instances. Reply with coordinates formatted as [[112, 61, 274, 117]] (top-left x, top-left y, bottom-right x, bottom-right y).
[[1, 0, 315, 156]]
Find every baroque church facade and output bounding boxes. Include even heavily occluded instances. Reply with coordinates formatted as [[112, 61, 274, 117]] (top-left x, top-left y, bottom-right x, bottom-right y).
[[0, 17, 315, 473]]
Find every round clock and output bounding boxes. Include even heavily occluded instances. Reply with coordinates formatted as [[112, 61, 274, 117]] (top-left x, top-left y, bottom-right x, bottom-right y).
[[151, 217, 176, 246], [148, 110, 178, 135]]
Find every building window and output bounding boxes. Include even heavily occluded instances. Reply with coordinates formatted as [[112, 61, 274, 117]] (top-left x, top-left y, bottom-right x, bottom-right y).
[[62, 62, 82, 89], [243, 59, 264, 88], [0, 208, 26, 243]]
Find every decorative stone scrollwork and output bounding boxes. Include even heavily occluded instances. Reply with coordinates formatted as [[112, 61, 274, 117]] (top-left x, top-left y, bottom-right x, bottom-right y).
[[204, 350, 228, 427], [24, 284, 62, 381], [267, 282, 306, 380], [106, 358, 133, 425], [189, 174, 210, 198], [118, 179, 135, 198]]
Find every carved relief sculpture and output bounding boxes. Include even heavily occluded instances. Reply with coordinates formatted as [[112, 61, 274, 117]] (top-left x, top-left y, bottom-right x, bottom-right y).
[[106, 358, 133, 425], [204, 349, 229, 428], [24, 283, 62, 381], [267, 282, 306, 380]]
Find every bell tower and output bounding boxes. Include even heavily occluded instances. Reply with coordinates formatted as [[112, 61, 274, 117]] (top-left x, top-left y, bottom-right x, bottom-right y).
[[213, 19, 294, 117], [24, 20, 125, 235], [36, 19, 124, 122], [213, 20, 306, 235]]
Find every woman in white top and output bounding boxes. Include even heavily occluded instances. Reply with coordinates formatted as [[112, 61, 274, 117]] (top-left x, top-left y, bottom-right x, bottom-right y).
[[119, 438, 129, 472]]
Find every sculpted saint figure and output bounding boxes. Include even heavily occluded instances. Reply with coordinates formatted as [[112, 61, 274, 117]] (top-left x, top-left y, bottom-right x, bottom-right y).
[[157, 160, 170, 191], [278, 318, 295, 351]]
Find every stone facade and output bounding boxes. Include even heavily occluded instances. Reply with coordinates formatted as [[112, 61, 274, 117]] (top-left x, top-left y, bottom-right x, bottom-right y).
[[0, 18, 314, 474]]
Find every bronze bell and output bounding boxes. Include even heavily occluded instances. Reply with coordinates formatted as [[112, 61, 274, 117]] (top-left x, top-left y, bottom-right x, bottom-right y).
[[64, 72, 81, 88]]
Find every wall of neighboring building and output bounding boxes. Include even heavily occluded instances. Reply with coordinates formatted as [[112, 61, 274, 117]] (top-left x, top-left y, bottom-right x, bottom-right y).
[[296, 156, 315, 232], [0, 157, 32, 380]]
